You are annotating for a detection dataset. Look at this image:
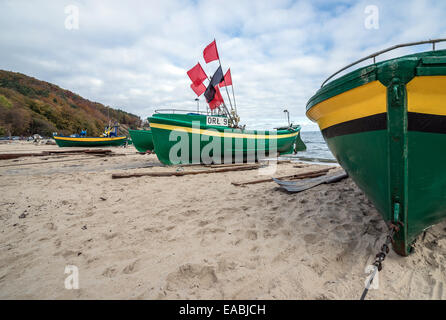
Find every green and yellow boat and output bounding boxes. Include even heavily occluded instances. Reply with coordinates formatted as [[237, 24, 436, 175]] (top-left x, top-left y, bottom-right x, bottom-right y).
[[128, 129, 154, 153], [306, 39, 446, 256], [148, 111, 304, 165], [53, 125, 127, 147], [53, 135, 126, 147]]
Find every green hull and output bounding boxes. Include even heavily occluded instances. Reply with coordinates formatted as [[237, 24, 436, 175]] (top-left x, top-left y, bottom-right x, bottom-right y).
[[307, 49, 446, 255], [148, 113, 304, 165], [53, 136, 127, 147], [128, 129, 154, 153]]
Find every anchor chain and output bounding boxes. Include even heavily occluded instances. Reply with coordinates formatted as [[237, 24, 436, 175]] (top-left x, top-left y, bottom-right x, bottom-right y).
[[360, 222, 402, 300]]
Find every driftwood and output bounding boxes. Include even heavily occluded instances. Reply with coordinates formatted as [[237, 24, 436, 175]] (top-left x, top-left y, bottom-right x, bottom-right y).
[[204, 163, 257, 168], [111, 164, 260, 179], [265, 160, 292, 164], [0, 153, 37, 160], [0, 149, 112, 160], [203, 160, 291, 169], [0, 156, 114, 168], [231, 167, 335, 186], [293, 157, 337, 164]]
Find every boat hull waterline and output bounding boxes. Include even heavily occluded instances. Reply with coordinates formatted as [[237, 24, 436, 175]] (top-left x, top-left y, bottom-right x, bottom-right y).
[[306, 49, 446, 256]]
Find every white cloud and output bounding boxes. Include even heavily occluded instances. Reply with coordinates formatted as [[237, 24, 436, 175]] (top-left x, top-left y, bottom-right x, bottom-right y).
[[1, 0, 446, 132]]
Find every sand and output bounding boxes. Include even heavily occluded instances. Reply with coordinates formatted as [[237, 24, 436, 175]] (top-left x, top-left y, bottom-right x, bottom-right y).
[[0, 141, 445, 299]]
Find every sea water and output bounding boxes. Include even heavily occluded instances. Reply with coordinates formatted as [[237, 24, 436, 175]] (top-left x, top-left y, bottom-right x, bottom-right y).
[[281, 130, 337, 164]]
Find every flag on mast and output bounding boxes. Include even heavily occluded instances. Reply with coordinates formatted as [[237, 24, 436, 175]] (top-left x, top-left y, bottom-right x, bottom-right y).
[[187, 63, 207, 85], [204, 84, 224, 107], [219, 68, 232, 87], [204, 66, 225, 103], [209, 66, 224, 87], [208, 86, 224, 110], [190, 82, 206, 96], [203, 40, 219, 63], [204, 85, 216, 103]]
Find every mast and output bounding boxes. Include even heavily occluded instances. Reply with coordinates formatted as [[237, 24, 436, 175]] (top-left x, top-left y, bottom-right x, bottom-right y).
[[230, 78, 237, 115], [214, 38, 238, 126], [206, 64, 236, 126], [214, 39, 238, 127]]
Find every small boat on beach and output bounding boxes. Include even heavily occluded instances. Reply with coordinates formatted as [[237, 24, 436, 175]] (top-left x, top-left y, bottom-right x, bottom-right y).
[[306, 39, 446, 256], [149, 110, 304, 165], [128, 129, 154, 153], [53, 124, 127, 147]]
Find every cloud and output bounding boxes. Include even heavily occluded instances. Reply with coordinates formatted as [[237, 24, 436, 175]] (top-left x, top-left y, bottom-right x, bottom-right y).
[[1, 0, 446, 131]]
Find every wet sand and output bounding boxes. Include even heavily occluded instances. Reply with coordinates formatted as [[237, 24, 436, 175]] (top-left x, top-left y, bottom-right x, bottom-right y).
[[0, 141, 445, 299]]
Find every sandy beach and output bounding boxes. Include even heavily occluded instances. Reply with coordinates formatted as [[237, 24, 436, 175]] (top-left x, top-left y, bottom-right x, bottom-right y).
[[0, 141, 445, 300]]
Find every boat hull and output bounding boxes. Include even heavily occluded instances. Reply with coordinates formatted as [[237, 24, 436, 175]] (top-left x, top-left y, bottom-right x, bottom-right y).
[[306, 49, 446, 255], [53, 136, 127, 147], [128, 129, 154, 153], [148, 113, 304, 165]]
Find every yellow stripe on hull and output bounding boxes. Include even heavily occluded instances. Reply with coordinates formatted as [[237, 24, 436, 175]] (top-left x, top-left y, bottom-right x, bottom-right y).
[[149, 123, 300, 139], [307, 76, 446, 131], [54, 136, 126, 142], [407, 76, 446, 115], [306, 81, 387, 130]]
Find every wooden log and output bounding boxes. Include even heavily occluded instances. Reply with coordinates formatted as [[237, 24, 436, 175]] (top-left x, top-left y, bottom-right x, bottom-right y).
[[111, 164, 260, 179], [0, 156, 106, 168], [0, 149, 113, 160], [203, 160, 290, 169], [77, 149, 112, 154], [231, 167, 335, 186], [262, 160, 292, 164], [204, 163, 258, 168], [0, 153, 37, 160]]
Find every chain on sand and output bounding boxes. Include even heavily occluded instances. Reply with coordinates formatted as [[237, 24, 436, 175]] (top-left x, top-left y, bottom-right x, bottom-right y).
[[360, 222, 402, 300]]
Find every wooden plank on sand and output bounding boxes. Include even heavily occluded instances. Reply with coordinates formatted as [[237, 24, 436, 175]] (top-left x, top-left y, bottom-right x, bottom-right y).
[[0, 156, 114, 168], [0, 149, 112, 160], [231, 167, 335, 186], [111, 164, 260, 179]]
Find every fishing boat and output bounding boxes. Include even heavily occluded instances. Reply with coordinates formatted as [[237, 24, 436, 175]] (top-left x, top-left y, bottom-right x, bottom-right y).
[[148, 39, 305, 165], [149, 110, 304, 165], [53, 124, 127, 147], [306, 39, 446, 256], [128, 129, 154, 153]]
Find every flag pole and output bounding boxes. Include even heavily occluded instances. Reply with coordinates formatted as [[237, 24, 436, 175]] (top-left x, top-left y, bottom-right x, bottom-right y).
[[206, 73, 233, 123], [215, 75, 235, 126], [219, 61, 233, 111], [214, 39, 238, 127], [231, 82, 237, 115]]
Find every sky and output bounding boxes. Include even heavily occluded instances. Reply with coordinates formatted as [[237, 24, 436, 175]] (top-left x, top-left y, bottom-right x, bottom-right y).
[[1, 0, 446, 131]]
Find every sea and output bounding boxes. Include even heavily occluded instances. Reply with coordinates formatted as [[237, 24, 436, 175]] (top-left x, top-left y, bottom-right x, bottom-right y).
[[280, 130, 337, 164]]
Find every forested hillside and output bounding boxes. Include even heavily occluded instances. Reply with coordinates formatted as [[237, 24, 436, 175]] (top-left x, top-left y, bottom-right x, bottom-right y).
[[0, 70, 141, 137]]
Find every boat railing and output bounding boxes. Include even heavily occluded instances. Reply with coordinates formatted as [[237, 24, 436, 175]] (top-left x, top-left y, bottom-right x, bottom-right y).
[[154, 108, 227, 116], [321, 38, 446, 87]]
